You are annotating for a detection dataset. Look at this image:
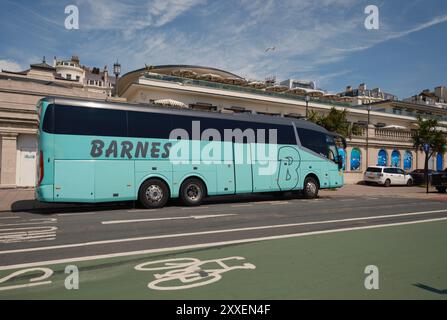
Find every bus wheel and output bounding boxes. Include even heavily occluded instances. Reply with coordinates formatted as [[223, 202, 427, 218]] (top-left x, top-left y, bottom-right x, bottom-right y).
[[139, 179, 169, 209], [180, 178, 206, 207], [303, 177, 319, 199]]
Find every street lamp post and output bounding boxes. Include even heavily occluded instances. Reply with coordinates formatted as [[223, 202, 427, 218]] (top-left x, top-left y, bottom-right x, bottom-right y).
[[366, 105, 372, 168], [113, 60, 121, 97], [305, 94, 310, 118]]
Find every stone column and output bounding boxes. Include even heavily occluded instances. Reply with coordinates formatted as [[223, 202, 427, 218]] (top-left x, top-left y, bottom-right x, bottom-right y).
[[365, 124, 375, 168], [0, 133, 18, 188]]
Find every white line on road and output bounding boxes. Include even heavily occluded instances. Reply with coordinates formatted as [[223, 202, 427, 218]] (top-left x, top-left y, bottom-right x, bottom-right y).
[[0, 226, 57, 244], [56, 212, 103, 217], [126, 209, 158, 213], [231, 204, 253, 208], [181, 207, 210, 210], [1, 216, 447, 271], [0, 217, 20, 220], [0, 218, 57, 227], [101, 214, 237, 225], [1, 209, 447, 256]]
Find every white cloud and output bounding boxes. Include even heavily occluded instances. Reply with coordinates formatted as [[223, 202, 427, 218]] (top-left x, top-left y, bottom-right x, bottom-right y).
[[11, 0, 444, 92], [0, 59, 22, 72], [75, 0, 205, 32]]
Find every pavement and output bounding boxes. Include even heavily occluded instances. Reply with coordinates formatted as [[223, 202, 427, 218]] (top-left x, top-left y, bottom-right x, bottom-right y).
[[0, 189, 447, 299]]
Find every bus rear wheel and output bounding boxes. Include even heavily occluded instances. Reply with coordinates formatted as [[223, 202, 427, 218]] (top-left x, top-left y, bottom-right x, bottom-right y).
[[180, 178, 206, 207], [139, 179, 169, 209], [303, 177, 319, 199]]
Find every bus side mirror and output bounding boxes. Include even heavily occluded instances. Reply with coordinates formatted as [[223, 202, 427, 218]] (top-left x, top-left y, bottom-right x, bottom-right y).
[[338, 157, 344, 171]]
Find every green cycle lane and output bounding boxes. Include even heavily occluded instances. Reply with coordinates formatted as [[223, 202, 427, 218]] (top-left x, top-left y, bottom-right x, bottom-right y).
[[1, 220, 447, 300]]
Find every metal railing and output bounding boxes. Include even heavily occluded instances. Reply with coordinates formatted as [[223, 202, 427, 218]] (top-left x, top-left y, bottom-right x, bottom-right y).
[[143, 72, 351, 108], [374, 128, 413, 141]]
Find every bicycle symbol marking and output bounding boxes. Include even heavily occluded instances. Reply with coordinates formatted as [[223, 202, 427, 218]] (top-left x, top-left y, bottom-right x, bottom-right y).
[[135, 257, 256, 291]]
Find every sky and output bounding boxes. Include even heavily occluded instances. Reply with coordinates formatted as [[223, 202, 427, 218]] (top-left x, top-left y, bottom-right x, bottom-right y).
[[0, 0, 446, 99]]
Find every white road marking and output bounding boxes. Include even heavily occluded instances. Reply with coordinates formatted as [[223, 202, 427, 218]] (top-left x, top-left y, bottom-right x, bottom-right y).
[[56, 212, 107, 217], [101, 214, 237, 225], [0, 218, 57, 227], [126, 209, 158, 213], [0, 226, 57, 244], [0, 217, 20, 220], [1, 209, 447, 256], [0, 268, 53, 291], [181, 207, 210, 210], [1, 216, 447, 271], [251, 201, 289, 205]]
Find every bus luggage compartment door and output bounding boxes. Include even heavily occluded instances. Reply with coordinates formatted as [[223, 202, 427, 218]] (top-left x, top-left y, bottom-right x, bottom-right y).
[[234, 143, 253, 194], [95, 160, 135, 201], [54, 160, 95, 202]]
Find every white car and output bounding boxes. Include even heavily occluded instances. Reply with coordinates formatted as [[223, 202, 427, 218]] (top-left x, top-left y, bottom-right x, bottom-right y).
[[364, 166, 414, 187]]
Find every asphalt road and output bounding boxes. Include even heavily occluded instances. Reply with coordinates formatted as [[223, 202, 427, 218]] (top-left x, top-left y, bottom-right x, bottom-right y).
[[1, 193, 447, 270]]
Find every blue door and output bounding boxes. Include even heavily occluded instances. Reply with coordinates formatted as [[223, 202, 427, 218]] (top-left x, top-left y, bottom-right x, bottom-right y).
[[437, 153, 444, 171]]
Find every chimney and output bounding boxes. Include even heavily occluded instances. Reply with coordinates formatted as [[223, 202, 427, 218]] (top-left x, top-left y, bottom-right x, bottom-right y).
[[359, 83, 366, 92], [53, 56, 57, 67], [346, 85, 353, 92], [104, 65, 108, 83], [435, 86, 447, 101], [71, 56, 80, 65]]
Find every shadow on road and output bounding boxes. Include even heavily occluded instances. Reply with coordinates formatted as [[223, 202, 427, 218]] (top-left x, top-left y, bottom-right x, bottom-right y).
[[11, 192, 316, 215]]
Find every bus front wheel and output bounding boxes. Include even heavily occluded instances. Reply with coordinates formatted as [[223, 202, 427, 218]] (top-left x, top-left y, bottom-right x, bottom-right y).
[[180, 178, 206, 207], [303, 177, 319, 199], [139, 179, 170, 209]]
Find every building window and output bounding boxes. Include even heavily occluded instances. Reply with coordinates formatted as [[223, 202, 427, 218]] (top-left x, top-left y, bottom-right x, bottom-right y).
[[437, 153, 444, 171], [404, 151, 413, 171], [391, 150, 401, 167], [66, 74, 72, 80], [76, 76, 80, 81], [350, 148, 361, 171], [378, 149, 388, 166]]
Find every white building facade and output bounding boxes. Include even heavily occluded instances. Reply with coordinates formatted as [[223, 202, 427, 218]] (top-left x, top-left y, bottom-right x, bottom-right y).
[[118, 65, 447, 184], [0, 58, 118, 188]]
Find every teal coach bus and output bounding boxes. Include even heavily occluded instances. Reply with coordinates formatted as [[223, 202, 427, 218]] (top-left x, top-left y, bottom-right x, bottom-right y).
[[36, 97, 345, 208]]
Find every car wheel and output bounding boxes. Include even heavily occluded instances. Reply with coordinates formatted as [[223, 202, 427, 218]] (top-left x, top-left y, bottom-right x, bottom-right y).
[[407, 179, 413, 187], [180, 178, 206, 207], [437, 187, 447, 194], [384, 179, 391, 188], [139, 179, 170, 209], [303, 177, 319, 199]]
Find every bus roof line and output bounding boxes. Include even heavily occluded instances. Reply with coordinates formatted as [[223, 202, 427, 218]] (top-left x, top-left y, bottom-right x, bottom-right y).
[[40, 96, 330, 134]]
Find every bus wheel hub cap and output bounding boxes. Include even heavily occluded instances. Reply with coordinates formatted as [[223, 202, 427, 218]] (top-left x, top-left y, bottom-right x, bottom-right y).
[[307, 183, 316, 194], [186, 185, 200, 201], [147, 186, 163, 202]]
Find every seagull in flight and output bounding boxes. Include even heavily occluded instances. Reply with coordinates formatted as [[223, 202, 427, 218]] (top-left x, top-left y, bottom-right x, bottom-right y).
[[265, 47, 276, 52]]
